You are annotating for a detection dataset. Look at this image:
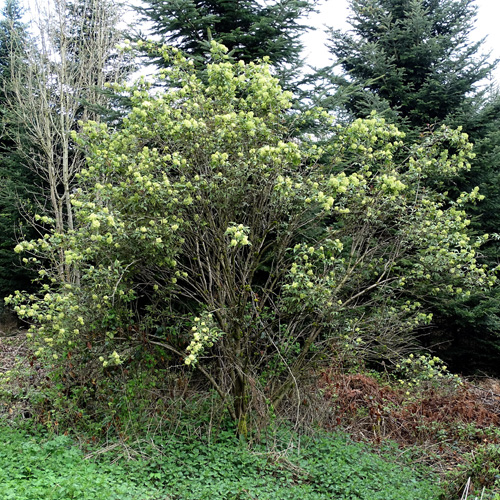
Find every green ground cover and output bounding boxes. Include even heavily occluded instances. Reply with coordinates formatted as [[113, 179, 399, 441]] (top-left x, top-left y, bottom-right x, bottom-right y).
[[0, 426, 440, 500]]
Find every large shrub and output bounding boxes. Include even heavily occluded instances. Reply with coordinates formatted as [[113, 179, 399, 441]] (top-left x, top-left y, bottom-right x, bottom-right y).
[[6, 42, 496, 428]]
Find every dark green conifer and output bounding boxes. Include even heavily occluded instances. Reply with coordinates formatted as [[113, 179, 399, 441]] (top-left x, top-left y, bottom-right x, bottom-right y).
[[326, 0, 500, 375], [326, 0, 494, 131], [138, 0, 317, 86], [0, 0, 36, 303]]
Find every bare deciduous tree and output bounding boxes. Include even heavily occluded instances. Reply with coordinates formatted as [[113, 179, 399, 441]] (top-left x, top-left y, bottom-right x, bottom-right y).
[[5, 0, 130, 280]]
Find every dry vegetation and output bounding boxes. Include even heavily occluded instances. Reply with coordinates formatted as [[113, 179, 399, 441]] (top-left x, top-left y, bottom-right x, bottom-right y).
[[316, 367, 500, 497]]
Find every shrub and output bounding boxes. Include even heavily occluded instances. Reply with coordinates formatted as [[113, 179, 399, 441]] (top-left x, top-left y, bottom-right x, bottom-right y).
[[6, 42, 496, 429]]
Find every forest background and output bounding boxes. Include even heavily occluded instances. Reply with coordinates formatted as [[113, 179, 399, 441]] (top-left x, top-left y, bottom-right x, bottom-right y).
[[1, 0, 500, 499]]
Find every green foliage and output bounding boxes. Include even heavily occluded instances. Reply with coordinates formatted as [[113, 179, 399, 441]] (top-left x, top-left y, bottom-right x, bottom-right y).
[[0, 149, 35, 303], [325, 0, 500, 376], [326, 0, 494, 131], [0, 427, 158, 499], [443, 443, 500, 500], [0, 0, 36, 302], [0, 0, 25, 81], [6, 43, 496, 424], [0, 425, 441, 499], [428, 287, 500, 376], [453, 93, 500, 240], [393, 353, 461, 392], [434, 94, 500, 376], [138, 0, 316, 86]]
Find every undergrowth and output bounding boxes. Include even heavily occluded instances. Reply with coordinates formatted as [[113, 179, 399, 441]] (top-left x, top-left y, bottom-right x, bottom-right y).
[[0, 424, 441, 500], [318, 365, 500, 499], [2, 333, 500, 499]]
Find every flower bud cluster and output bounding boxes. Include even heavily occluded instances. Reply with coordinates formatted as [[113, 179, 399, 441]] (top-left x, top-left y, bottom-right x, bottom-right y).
[[395, 353, 461, 393], [340, 325, 366, 354], [225, 224, 251, 247], [334, 115, 405, 163], [283, 240, 346, 308], [379, 174, 407, 194], [99, 350, 123, 368], [0, 370, 12, 383], [14, 240, 36, 253], [407, 125, 475, 178], [404, 191, 497, 293], [34, 214, 55, 225], [185, 313, 222, 365], [4, 287, 82, 359]]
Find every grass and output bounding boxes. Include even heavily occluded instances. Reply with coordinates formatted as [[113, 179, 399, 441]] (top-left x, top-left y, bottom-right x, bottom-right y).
[[0, 425, 441, 500]]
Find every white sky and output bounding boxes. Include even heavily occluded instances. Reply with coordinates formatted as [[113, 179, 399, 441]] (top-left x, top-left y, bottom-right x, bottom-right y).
[[14, 0, 500, 84], [302, 0, 500, 84]]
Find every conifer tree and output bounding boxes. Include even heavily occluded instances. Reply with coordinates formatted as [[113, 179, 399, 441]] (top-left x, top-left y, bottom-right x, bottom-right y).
[[325, 0, 500, 375], [138, 0, 317, 85], [326, 0, 494, 131], [0, 0, 35, 302]]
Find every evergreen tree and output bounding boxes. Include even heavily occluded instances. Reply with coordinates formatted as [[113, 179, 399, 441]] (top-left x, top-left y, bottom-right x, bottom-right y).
[[325, 0, 500, 375], [0, 0, 23, 80], [453, 91, 500, 237], [0, 0, 35, 303], [326, 0, 494, 131], [138, 0, 317, 85]]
